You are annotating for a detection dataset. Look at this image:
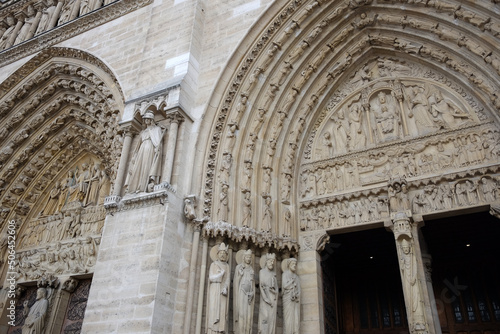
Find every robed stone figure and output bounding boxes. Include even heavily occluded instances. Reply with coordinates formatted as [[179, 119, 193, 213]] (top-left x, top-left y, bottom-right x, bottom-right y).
[[206, 243, 230, 334], [125, 111, 164, 193], [258, 253, 278, 334], [282, 258, 300, 334], [22, 288, 49, 334], [233, 249, 255, 334]]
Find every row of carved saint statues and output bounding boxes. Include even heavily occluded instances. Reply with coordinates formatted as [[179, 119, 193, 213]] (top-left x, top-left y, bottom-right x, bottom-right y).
[[207, 244, 300, 334], [0, 0, 118, 51]]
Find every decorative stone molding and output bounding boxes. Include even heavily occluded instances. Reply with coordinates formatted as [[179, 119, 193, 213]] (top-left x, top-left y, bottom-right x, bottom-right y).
[[0, 0, 153, 67], [202, 221, 299, 253], [104, 186, 170, 214], [299, 230, 329, 252]]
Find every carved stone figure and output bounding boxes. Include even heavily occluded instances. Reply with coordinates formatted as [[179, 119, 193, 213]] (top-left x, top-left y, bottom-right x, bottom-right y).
[[282, 258, 300, 334], [41, 182, 61, 216], [263, 196, 273, 232], [259, 253, 278, 334], [373, 91, 399, 142], [207, 243, 230, 334], [241, 191, 251, 227], [58, 0, 80, 25], [347, 103, 366, 149], [125, 112, 164, 193], [429, 91, 470, 129], [399, 238, 427, 333], [35, 0, 57, 35], [22, 288, 49, 334], [183, 198, 196, 221], [0, 16, 16, 50], [233, 249, 255, 334], [15, 6, 38, 45], [218, 183, 229, 222]]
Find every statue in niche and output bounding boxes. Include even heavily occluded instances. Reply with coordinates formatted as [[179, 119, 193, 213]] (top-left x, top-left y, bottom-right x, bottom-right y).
[[15, 6, 38, 45], [22, 287, 49, 334], [282, 258, 300, 334], [347, 103, 366, 149], [207, 243, 230, 334], [233, 249, 255, 334], [322, 131, 334, 157], [97, 169, 111, 204], [35, 0, 57, 35], [125, 112, 165, 193], [241, 191, 251, 227], [372, 91, 400, 142], [429, 91, 471, 129], [218, 182, 229, 222], [263, 196, 272, 232], [259, 253, 278, 334], [0, 16, 16, 50], [399, 238, 427, 333], [283, 208, 292, 237]]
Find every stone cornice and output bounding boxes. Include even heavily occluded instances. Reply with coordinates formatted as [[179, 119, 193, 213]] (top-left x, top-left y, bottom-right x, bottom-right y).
[[0, 0, 152, 67]]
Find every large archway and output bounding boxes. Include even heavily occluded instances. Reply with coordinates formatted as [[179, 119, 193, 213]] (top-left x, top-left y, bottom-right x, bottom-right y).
[[193, 0, 500, 333], [0, 47, 124, 333]]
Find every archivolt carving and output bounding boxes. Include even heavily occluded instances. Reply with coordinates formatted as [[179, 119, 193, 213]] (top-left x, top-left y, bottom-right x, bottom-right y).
[[0, 48, 122, 285], [203, 0, 500, 253]]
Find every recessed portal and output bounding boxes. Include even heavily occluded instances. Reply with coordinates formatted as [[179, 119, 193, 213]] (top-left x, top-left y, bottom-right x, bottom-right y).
[[421, 211, 500, 334], [322, 228, 408, 334]]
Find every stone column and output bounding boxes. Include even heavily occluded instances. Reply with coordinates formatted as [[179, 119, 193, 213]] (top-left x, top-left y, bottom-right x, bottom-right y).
[[195, 236, 209, 334], [183, 221, 202, 334], [113, 131, 134, 196], [388, 212, 437, 334], [299, 232, 329, 334], [162, 113, 183, 184]]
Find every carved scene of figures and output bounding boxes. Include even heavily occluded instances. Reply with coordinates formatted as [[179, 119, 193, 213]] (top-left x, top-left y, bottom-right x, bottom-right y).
[[0, 0, 119, 51], [300, 195, 389, 231], [304, 126, 499, 198], [300, 171, 499, 232], [316, 65, 478, 159], [411, 176, 500, 215], [20, 205, 105, 249], [13, 236, 99, 282], [40, 160, 111, 217]]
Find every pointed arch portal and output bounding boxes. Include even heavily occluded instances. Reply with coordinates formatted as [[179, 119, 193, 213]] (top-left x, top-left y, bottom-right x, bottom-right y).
[[197, 0, 500, 333]]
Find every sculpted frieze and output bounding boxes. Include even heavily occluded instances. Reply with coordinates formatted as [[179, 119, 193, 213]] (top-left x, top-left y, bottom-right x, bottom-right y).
[[202, 221, 299, 253], [14, 236, 100, 282], [299, 170, 500, 232], [303, 125, 499, 198]]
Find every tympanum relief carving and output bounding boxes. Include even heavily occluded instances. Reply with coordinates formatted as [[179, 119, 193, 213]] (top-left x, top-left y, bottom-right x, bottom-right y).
[[301, 57, 499, 232], [11, 160, 106, 283]]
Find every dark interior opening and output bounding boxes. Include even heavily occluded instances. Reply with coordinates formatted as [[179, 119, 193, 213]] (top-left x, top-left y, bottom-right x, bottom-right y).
[[421, 211, 500, 334], [322, 227, 408, 334]]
